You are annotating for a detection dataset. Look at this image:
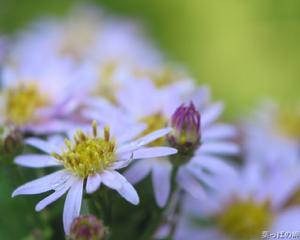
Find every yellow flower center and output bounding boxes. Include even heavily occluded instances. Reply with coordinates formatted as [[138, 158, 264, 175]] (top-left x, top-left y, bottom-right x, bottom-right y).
[[277, 107, 300, 139], [5, 83, 49, 125], [94, 62, 119, 102], [217, 199, 272, 240], [140, 113, 167, 146], [135, 67, 183, 88], [52, 122, 116, 178]]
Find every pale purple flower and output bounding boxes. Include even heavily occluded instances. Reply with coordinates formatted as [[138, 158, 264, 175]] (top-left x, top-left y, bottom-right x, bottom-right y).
[[12, 122, 177, 234], [123, 84, 239, 207], [175, 162, 300, 240]]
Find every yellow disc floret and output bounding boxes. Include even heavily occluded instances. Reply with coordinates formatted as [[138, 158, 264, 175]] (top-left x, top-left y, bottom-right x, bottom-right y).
[[52, 122, 116, 178], [217, 199, 272, 240], [5, 83, 49, 125]]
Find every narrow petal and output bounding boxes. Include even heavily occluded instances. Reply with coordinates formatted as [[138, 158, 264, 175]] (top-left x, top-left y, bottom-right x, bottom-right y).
[[114, 172, 140, 205], [86, 174, 102, 194], [12, 170, 70, 197], [15, 154, 61, 168], [118, 147, 177, 161], [202, 124, 237, 141], [116, 128, 172, 154], [124, 159, 152, 184], [35, 176, 75, 211], [63, 179, 84, 235], [177, 168, 206, 199], [197, 142, 240, 156], [272, 206, 300, 231], [26, 138, 59, 154], [101, 170, 123, 189], [152, 161, 172, 207], [117, 124, 147, 144], [191, 155, 238, 177], [201, 102, 224, 127]]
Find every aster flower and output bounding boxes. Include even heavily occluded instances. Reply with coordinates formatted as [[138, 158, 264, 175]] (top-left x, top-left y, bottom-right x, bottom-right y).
[[0, 60, 89, 134], [12, 121, 177, 234], [242, 101, 300, 172], [122, 83, 239, 207], [175, 162, 300, 240]]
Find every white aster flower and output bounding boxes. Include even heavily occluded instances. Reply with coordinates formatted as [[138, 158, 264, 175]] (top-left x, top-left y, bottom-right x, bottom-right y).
[[122, 83, 239, 207], [176, 162, 300, 240], [0, 60, 89, 134], [242, 101, 300, 172], [12, 121, 177, 234]]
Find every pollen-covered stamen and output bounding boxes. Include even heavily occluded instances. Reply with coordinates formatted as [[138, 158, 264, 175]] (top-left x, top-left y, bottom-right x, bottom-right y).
[[5, 83, 49, 125], [52, 123, 116, 178], [217, 199, 272, 239]]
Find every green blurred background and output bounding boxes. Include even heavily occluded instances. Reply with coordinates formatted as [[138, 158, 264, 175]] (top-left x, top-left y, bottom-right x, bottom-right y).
[[1, 0, 300, 116], [0, 0, 300, 238]]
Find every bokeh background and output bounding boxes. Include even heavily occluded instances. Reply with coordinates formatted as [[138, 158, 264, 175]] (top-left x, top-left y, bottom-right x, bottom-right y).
[[0, 0, 300, 238]]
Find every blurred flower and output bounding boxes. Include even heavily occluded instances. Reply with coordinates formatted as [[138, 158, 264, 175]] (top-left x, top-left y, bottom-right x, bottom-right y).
[[176, 162, 300, 240], [242, 102, 300, 172], [0, 60, 89, 134], [69, 215, 108, 240], [12, 121, 176, 234], [125, 85, 239, 207]]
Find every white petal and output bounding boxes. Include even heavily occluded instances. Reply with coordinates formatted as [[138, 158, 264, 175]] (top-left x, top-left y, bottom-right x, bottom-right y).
[[272, 206, 300, 231], [35, 176, 75, 211], [12, 170, 70, 197], [14, 154, 61, 168], [26, 138, 60, 154], [63, 179, 84, 235], [86, 174, 102, 194], [101, 170, 123, 190], [116, 128, 172, 154], [152, 161, 172, 207], [117, 124, 147, 144], [124, 159, 152, 184], [191, 155, 238, 177], [201, 102, 224, 127], [113, 172, 140, 205], [202, 124, 237, 141], [177, 168, 206, 199], [119, 147, 177, 160], [197, 142, 240, 156]]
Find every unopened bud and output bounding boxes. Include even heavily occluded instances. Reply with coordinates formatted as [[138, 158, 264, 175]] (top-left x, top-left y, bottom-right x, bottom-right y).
[[69, 215, 108, 240], [0, 126, 23, 155], [167, 102, 201, 165]]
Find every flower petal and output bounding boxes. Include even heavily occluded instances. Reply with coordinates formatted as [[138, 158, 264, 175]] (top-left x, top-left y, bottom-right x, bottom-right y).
[[35, 176, 75, 211], [201, 102, 224, 127], [197, 142, 240, 156], [12, 170, 70, 197], [114, 172, 140, 205], [202, 124, 237, 141], [86, 174, 102, 194], [152, 161, 172, 207], [124, 159, 152, 184], [63, 179, 84, 235], [14, 154, 61, 168], [26, 138, 60, 154], [116, 128, 172, 154], [101, 170, 123, 189]]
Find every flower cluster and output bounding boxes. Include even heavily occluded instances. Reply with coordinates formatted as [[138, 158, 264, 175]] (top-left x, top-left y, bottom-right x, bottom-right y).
[[1, 5, 299, 240]]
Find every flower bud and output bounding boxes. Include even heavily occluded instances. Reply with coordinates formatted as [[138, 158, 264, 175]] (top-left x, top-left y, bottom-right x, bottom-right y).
[[0, 125, 23, 155], [167, 102, 201, 165], [69, 215, 108, 240]]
